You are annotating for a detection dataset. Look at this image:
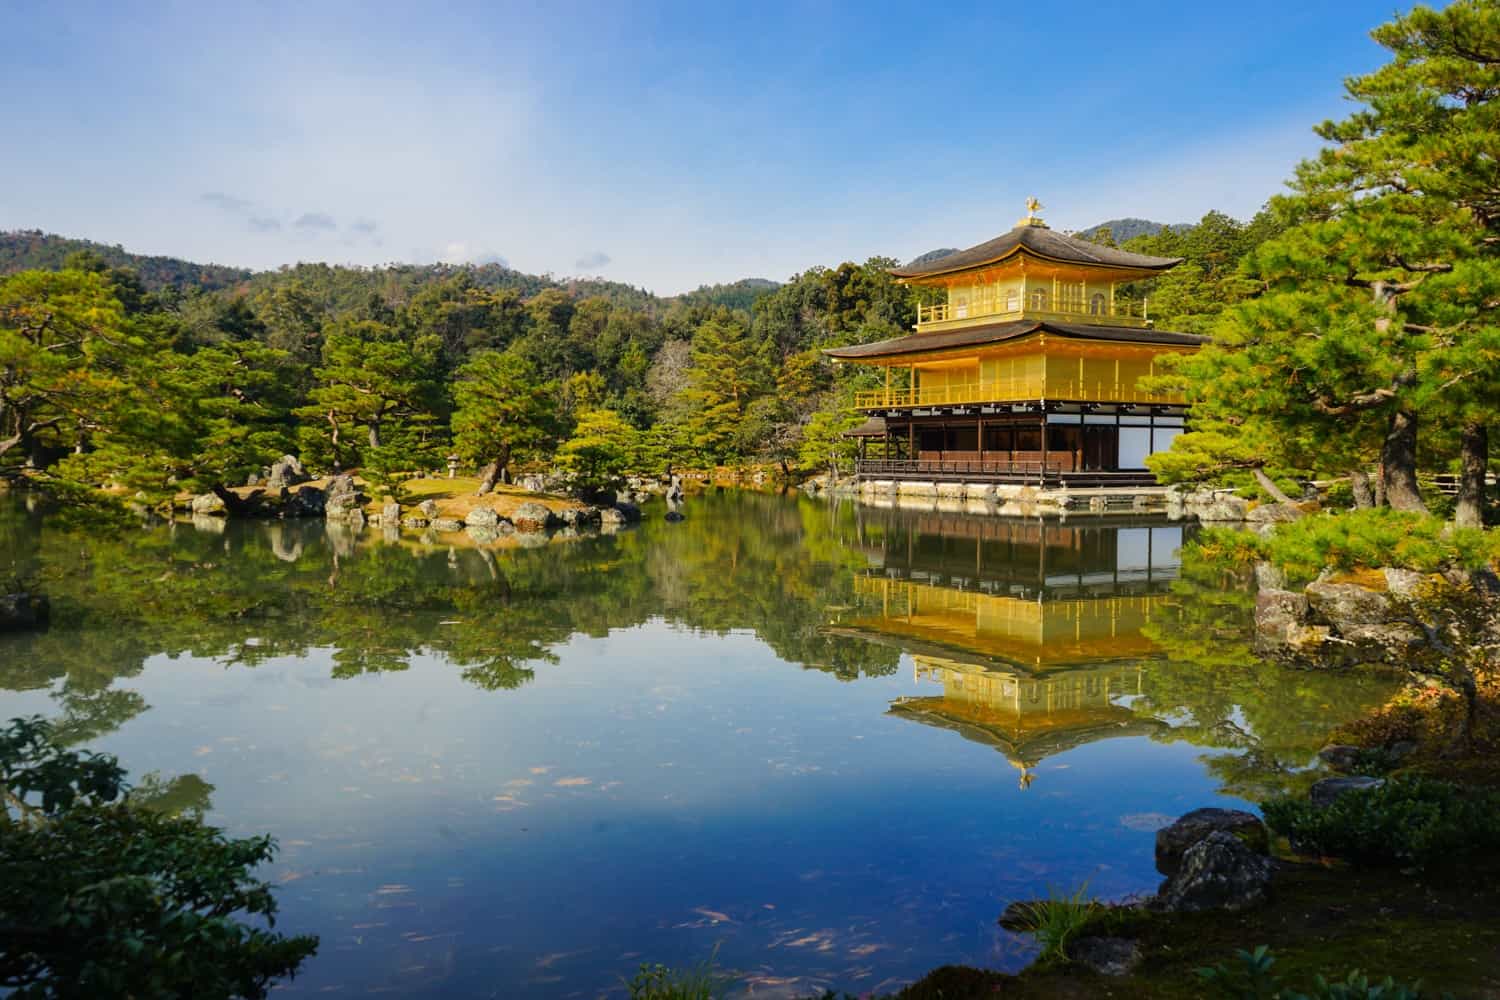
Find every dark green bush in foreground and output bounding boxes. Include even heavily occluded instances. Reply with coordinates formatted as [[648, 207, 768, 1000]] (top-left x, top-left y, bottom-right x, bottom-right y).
[[0, 716, 318, 998], [1199, 945, 1445, 999], [1262, 777, 1500, 868]]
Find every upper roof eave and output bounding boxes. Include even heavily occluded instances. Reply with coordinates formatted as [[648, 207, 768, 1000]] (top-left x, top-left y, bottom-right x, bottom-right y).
[[821, 319, 1208, 361]]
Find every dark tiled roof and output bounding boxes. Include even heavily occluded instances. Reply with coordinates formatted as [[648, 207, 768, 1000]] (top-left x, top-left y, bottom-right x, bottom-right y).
[[890, 224, 1182, 278], [822, 319, 1207, 360]]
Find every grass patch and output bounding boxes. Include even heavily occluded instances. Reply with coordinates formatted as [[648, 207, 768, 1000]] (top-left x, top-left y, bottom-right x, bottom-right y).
[[1006, 885, 1102, 964], [624, 947, 732, 999]]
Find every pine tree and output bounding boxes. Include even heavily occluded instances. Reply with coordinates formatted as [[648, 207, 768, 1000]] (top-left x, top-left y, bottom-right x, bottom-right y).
[[1156, 0, 1500, 518], [450, 351, 557, 494]]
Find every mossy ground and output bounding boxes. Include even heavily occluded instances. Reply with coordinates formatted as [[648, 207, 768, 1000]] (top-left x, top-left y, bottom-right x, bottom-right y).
[[888, 856, 1500, 998]]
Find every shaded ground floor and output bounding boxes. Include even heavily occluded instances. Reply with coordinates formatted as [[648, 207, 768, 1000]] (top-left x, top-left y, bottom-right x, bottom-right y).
[[850, 403, 1186, 486]]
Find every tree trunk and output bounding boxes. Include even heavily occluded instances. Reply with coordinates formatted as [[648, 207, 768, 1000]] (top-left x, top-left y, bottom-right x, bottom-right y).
[[475, 446, 510, 496], [1252, 467, 1295, 505], [368, 421, 381, 449], [326, 411, 343, 473], [1456, 422, 1488, 528], [1350, 469, 1375, 509], [1374, 464, 1387, 507], [1381, 410, 1427, 512]]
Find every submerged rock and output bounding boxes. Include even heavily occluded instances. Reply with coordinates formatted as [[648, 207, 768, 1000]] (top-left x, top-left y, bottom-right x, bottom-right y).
[[1156, 830, 1273, 913], [1155, 808, 1269, 876], [0, 593, 50, 632]]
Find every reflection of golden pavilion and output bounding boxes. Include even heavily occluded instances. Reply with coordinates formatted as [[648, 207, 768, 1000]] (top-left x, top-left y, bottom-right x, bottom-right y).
[[890, 654, 1165, 788], [846, 576, 1163, 671], [830, 514, 1181, 786]]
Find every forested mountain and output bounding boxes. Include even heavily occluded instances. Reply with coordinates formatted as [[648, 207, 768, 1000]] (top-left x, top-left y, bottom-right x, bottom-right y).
[[1079, 218, 1189, 242], [0, 230, 252, 291], [904, 248, 960, 269]]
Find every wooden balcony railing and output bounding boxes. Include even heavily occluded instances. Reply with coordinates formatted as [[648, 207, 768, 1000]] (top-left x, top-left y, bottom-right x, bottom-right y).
[[917, 299, 1149, 330], [854, 379, 1184, 409]]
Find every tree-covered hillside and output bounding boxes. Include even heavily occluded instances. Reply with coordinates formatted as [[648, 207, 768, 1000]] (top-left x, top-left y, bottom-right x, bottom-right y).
[[0, 230, 252, 292]]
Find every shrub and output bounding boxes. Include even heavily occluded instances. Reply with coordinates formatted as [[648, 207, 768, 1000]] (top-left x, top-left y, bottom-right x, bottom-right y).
[[0, 716, 318, 998], [1199, 945, 1443, 999], [1257, 509, 1500, 587], [1261, 776, 1500, 868]]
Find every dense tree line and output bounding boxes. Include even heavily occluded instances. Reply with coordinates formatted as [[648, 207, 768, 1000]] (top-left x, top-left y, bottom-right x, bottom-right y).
[[1146, 0, 1500, 527], [0, 234, 935, 498]]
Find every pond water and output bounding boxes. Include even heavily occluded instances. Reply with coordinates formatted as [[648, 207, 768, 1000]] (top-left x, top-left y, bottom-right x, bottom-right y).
[[0, 491, 1400, 997]]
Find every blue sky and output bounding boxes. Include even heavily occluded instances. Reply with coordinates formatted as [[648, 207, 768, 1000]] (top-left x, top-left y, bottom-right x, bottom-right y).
[[1, 1, 1402, 294]]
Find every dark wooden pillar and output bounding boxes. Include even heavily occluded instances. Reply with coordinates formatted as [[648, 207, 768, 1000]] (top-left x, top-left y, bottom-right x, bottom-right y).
[[1039, 412, 1049, 484]]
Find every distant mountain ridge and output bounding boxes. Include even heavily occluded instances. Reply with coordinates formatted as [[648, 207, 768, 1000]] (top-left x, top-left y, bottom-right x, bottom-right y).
[[904, 218, 1190, 268], [0, 230, 782, 310], [1078, 218, 1191, 242]]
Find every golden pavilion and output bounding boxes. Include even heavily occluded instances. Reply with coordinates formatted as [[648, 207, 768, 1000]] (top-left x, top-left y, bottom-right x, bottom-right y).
[[825, 200, 1205, 485]]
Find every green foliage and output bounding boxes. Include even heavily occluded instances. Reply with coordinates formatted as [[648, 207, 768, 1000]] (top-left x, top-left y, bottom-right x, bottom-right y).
[[450, 351, 558, 482], [1005, 885, 1102, 964], [0, 716, 317, 998], [1255, 509, 1499, 586], [1149, 1, 1500, 507], [624, 947, 731, 1000], [1198, 945, 1442, 1000], [556, 408, 639, 491], [1262, 777, 1500, 868]]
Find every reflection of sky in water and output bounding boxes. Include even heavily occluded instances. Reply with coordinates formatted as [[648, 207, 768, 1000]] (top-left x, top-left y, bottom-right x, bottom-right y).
[[9, 622, 1240, 997]]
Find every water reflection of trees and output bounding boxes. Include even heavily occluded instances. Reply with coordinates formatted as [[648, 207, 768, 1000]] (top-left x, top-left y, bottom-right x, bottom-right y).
[[0, 494, 1401, 799], [0, 493, 900, 742]]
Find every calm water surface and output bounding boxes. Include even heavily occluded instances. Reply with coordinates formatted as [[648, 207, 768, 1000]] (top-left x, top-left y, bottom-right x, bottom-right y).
[[0, 492, 1398, 997]]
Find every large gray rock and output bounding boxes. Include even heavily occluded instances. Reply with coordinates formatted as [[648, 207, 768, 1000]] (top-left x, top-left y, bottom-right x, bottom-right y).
[[511, 501, 557, 533], [265, 454, 309, 490], [1254, 588, 1311, 641], [1155, 808, 1269, 876], [1174, 488, 1250, 523], [1305, 581, 1394, 628], [1382, 567, 1429, 599], [418, 499, 440, 519], [1156, 830, 1273, 913], [430, 517, 463, 532], [1247, 501, 1305, 526], [0, 593, 49, 632], [1309, 776, 1383, 809], [599, 506, 628, 526], [464, 507, 500, 528], [381, 502, 401, 526], [190, 492, 226, 516], [323, 475, 364, 520]]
